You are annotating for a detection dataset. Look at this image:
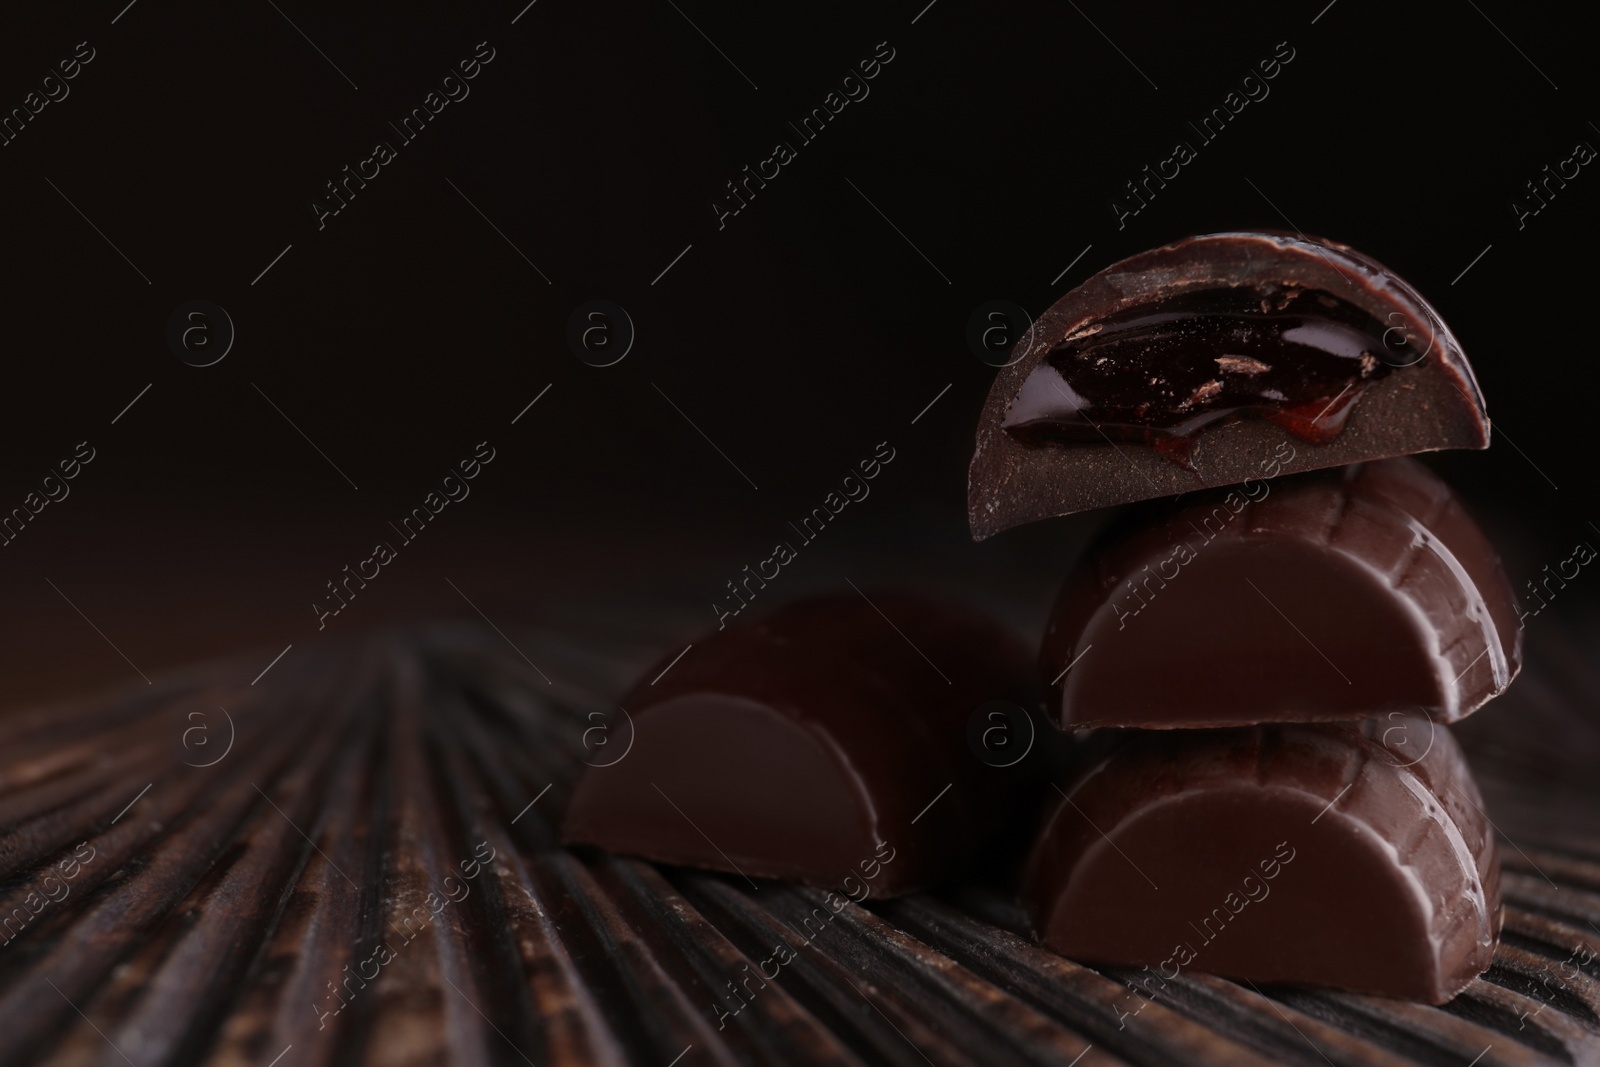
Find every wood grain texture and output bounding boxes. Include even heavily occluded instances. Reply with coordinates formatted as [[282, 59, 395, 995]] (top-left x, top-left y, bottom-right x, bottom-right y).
[[0, 621, 1596, 1067]]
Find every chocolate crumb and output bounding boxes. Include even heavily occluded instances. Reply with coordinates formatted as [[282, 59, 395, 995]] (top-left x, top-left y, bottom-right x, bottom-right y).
[[1216, 355, 1271, 375], [1177, 379, 1223, 410]]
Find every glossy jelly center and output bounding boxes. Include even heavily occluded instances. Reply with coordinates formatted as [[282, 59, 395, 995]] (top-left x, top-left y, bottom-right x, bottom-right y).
[[1003, 286, 1406, 466]]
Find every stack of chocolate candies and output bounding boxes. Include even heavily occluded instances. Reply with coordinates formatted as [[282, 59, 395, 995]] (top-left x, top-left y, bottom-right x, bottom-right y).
[[972, 232, 1523, 1004]]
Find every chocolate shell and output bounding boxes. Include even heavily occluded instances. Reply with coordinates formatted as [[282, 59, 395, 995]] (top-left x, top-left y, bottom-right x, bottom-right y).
[[1020, 716, 1503, 1004], [1039, 457, 1522, 728], [969, 231, 1490, 538], [561, 593, 1044, 895]]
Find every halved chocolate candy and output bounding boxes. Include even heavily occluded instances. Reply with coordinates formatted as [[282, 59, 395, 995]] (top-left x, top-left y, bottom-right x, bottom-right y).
[[560, 593, 1044, 895], [969, 231, 1490, 538], [1020, 717, 1502, 1004], [1040, 457, 1521, 728]]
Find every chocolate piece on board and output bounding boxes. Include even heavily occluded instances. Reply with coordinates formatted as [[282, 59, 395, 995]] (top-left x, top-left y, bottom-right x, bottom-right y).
[[1020, 716, 1502, 1003], [969, 231, 1489, 538], [562, 593, 1043, 895], [1040, 458, 1521, 728]]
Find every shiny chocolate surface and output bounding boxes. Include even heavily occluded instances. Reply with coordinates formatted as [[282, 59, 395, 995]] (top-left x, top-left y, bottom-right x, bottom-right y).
[[1020, 717, 1502, 1003], [1039, 458, 1522, 728], [561, 593, 1043, 895]]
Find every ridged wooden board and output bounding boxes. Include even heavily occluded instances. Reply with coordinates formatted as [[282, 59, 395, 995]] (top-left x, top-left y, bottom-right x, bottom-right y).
[[0, 622, 1597, 1067]]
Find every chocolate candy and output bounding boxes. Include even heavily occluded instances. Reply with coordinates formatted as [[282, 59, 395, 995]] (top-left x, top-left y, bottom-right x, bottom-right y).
[[1040, 457, 1521, 728], [561, 593, 1044, 895], [1021, 716, 1502, 1003], [969, 231, 1490, 538]]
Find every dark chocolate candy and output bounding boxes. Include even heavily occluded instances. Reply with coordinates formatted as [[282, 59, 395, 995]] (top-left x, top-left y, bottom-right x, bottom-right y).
[[969, 231, 1490, 538], [561, 593, 1044, 895], [1040, 457, 1521, 728], [1021, 716, 1502, 1004]]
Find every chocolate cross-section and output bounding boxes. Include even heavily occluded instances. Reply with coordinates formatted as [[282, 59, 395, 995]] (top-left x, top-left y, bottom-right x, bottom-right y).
[[969, 231, 1490, 537]]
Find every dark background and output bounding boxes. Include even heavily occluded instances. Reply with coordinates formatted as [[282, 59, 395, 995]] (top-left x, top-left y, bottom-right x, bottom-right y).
[[0, 0, 1591, 709]]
